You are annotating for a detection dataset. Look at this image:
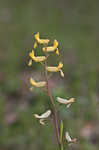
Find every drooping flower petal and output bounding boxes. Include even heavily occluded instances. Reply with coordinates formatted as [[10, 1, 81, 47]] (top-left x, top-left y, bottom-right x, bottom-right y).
[[60, 69, 64, 77], [56, 97, 75, 108], [34, 32, 50, 45], [65, 132, 72, 142], [34, 110, 51, 119], [30, 78, 46, 87], [29, 50, 46, 62], [65, 132, 77, 143], [39, 119, 45, 125], [34, 110, 51, 125]]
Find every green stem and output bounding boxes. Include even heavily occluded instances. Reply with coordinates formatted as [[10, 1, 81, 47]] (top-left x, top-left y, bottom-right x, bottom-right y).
[[60, 120, 64, 150], [44, 61, 61, 149], [61, 144, 64, 150]]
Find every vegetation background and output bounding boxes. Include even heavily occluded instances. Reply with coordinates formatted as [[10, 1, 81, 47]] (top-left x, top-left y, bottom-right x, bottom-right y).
[[0, 0, 99, 150]]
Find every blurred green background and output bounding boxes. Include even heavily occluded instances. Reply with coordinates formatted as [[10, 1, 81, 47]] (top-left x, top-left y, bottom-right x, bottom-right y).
[[0, 0, 99, 150]]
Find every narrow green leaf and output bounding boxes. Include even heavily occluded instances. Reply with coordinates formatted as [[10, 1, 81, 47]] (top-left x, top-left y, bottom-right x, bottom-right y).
[[59, 120, 63, 143]]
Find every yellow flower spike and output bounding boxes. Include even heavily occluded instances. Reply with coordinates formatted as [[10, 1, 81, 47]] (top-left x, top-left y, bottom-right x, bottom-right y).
[[42, 39, 59, 55], [29, 50, 46, 62], [56, 97, 75, 108], [28, 59, 32, 66], [33, 41, 37, 49], [34, 32, 50, 45], [30, 78, 46, 87]]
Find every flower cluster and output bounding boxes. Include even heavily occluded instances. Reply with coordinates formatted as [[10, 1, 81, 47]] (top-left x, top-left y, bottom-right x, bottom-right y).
[[28, 32, 64, 89], [28, 32, 77, 148]]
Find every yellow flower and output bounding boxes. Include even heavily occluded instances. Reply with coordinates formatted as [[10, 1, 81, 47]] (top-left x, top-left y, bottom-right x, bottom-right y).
[[34, 110, 51, 125], [29, 50, 46, 62], [34, 32, 50, 45], [30, 78, 46, 87], [42, 39, 59, 55], [46, 62, 64, 77], [56, 97, 75, 108]]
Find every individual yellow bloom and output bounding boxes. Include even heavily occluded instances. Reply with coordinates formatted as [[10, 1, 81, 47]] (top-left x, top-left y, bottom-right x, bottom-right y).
[[33, 41, 37, 49], [46, 62, 63, 72], [34, 32, 50, 45], [46, 62, 64, 77], [56, 97, 75, 108], [29, 50, 46, 62], [42, 39, 59, 55], [65, 132, 77, 144], [34, 110, 51, 125], [28, 59, 32, 66], [30, 78, 46, 87]]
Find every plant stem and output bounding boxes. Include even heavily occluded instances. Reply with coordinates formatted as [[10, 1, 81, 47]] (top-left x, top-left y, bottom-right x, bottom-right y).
[[44, 61, 61, 148]]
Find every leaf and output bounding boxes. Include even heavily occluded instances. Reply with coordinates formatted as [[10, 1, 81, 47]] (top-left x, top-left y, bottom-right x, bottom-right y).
[[60, 120, 63, 143]]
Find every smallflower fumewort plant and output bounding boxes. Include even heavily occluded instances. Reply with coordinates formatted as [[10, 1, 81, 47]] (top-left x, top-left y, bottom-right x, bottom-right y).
[[27, 32, 77, 150]]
